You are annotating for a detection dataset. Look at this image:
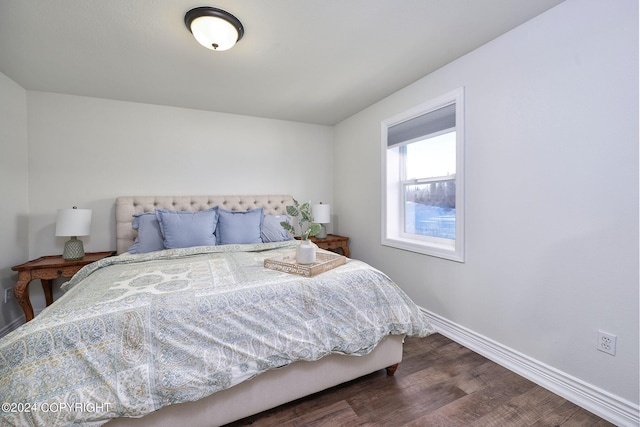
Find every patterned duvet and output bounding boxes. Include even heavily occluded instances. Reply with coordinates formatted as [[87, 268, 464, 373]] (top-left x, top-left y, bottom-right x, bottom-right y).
[[0, 241, 432, 426]]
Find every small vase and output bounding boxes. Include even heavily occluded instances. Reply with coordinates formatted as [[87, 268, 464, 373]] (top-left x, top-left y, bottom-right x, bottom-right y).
[[296, 239, 317, 264]]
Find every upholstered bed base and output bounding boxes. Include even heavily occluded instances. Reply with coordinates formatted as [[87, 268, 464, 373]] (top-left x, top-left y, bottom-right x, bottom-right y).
[[109, 195, 405, 426]]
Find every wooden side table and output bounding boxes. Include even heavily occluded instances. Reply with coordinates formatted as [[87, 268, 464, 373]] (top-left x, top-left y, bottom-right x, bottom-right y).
[[308, 234, 350, 257], [11, 251, 114, 322]]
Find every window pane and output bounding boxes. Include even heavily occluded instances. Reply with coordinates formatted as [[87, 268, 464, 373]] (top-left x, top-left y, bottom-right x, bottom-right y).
[[404, 181, 456, 239], [405, 131, 456, 180]]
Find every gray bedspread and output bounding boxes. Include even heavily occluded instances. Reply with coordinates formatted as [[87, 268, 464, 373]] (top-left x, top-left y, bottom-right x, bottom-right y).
[[0, 241, 432, 426]]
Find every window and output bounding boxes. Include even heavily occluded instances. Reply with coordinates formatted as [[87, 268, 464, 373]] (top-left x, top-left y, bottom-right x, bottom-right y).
[[381, 88, 464, 261]]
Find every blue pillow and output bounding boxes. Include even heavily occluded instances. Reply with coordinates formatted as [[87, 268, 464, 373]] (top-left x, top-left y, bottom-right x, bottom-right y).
[[155, 207, 218, 249], [128, 212, 165, 254], [261, 215, 293, 243], [217, 208, 264, 245]]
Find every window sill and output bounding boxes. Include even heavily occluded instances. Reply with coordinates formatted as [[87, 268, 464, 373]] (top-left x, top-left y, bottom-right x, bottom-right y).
[[382, 236, 464, 262]]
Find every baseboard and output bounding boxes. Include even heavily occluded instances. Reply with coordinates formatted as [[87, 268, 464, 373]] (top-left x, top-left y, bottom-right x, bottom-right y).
[[0, 315, 24, 338], [422, 308, 640, 427], [0, 307, 46, 338]]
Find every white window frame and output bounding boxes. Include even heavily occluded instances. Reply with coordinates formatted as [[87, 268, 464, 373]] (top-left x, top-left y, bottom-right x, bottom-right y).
[[381, 87, 465, 262]]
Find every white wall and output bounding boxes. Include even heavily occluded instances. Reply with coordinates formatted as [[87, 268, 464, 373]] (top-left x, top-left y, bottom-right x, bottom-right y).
[[26, 92, 333, 259], [334, 0, 638, 409], [0, 72, 29, 331]]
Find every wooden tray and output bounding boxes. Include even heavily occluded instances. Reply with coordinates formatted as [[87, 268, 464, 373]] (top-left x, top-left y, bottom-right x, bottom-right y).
[[264, 250, 346, 277]]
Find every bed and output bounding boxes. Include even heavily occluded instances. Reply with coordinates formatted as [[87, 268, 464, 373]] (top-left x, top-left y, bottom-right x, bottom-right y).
[[0, 195, 433, 427]]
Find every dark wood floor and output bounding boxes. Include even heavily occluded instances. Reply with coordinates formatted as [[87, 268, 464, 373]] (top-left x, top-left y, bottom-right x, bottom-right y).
[[225, 333, 614, 427]]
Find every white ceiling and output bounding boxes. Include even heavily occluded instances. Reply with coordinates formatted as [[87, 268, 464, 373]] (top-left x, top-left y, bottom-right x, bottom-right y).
[[0, 0, 564, 125]]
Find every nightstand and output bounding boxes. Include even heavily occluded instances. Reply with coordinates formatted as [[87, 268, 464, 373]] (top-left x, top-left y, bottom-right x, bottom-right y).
[[11, 251, 114, 322], [308, 234, 350, 257]]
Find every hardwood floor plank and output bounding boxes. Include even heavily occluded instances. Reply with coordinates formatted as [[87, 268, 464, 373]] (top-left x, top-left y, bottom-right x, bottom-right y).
[[349, 381, 467, 425], [470, 384, 574, 426], [528, 400, 615, 427], [402, 411, 469, 427], [280, 400, 360, 427], [418, 370, 537, 425], [226, 334, 614, 427], [452, 360, 513, 394]]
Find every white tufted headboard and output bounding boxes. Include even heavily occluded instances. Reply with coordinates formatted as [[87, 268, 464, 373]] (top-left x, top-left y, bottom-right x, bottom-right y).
[[115, 195, 294, 254]]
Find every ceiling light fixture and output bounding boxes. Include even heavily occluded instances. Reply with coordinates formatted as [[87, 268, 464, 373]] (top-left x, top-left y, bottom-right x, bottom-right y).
[[184, 6, 244, 51]]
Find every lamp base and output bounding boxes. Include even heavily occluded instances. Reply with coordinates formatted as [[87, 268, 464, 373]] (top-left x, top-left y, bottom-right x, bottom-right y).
[[316, 224, 327, 239], [63, 236, 85, 260]]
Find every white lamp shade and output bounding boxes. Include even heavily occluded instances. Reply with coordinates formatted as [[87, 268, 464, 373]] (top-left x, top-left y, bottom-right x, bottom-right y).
[[55, 208, 92, 237], [312, 204, 331, 224], [190, 16, 240, 51]]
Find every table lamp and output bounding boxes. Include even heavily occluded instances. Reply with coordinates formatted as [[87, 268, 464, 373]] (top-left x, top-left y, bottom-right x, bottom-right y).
[[56, 206, 92, 260], [312, 202, 331, 239]]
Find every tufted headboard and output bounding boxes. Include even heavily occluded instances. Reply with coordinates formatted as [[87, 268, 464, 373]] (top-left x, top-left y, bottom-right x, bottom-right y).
[[115, 195, 294, 254]]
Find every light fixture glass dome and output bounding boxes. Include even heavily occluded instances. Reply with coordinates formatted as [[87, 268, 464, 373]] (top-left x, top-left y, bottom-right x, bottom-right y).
[[185, 7, 244, 51]]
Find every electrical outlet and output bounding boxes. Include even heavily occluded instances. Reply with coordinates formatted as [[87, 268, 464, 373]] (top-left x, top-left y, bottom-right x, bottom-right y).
[[597, 330, 617, 355], [4, 288, 13, 304]]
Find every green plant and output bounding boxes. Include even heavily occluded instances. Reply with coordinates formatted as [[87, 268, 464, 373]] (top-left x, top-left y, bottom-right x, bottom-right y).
[[280, 198, 321, 240]]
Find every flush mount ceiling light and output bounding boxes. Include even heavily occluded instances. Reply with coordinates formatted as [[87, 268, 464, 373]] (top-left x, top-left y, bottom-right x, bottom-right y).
[[184, 7, 244, 51]]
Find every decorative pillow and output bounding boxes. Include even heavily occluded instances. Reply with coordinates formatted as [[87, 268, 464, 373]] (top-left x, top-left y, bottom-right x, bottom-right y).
[[261, 215, 293, 243], [155, 207, 218, 249], [128, 212, 165, 254], [217, 208, 264, 245]]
